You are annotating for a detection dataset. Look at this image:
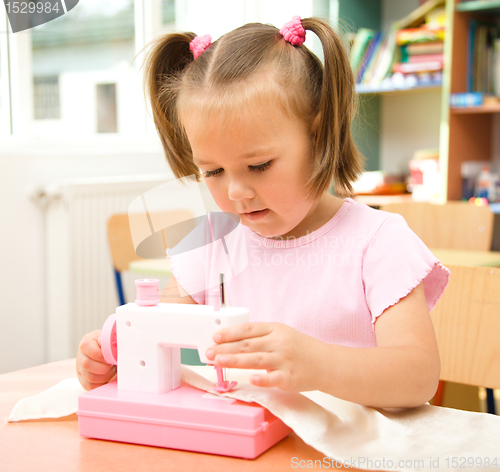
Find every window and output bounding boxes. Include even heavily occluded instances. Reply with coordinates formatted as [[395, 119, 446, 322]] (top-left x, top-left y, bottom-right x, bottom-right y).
[[33, 76, 60, 119], [0, 48, 4, 132], [1, 0, 332, 142], [0, 34, 11, 136], [96, 83, 117, 133], [163, 0, 175, 24], [30, 0, 136, 136]]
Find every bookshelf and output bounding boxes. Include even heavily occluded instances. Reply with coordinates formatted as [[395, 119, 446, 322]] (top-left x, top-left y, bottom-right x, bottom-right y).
[[451, 104, 500, 114], [455, 1, 500, 13], [445, 0, 500, 200], [352, 0, 446, 95], [395, 0, 446, 28], [344, 0, 445, 183], [347, 0, 500, 202]]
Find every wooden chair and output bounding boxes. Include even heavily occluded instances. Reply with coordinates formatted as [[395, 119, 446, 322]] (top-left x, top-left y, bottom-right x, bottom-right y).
[[379, 201, 496, 411], [379, 201, 494, 251], [107, 210, 193, 305], [431, 265, 500, 413], [107, 214, 142, 305]]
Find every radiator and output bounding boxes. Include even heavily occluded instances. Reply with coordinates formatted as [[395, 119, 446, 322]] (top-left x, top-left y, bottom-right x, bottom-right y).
[[36, 174, 172, 362]]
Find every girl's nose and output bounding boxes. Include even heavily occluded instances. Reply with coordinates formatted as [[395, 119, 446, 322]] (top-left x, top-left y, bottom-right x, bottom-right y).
[[227, 177, 255, 201]]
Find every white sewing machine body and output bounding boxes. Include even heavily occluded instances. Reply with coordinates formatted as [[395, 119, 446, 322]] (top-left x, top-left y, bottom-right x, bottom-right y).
[[115, 302, 248, 393], [77, 280, 291, 459]]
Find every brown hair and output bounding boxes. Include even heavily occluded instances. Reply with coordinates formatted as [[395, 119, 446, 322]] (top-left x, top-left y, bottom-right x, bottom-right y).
[[142, 18, 364, 198]]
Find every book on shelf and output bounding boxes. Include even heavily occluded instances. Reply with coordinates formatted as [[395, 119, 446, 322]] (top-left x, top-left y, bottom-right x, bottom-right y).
[[396, 27, 445, 45], [401, 52, 444, 63], [405, 41, 444, 55], [393, 9, 445, 78], [450, 92, 484, 107], [450, 92, 500, 108], [467, 19, 499, 94], [368, 29, 399, 85], [394, 60, 443, 74], [356, 31, 383, 83], [496, 39, 500, 95], [349, 28, 377, 75], [350, 27, 399, 88], [350, 3, 445, 91]]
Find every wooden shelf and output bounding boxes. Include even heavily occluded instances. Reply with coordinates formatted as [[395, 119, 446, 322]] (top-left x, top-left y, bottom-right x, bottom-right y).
[[456, 1, 500, 14], [451, 104, 500, 114], [395, 0, 446, 28]]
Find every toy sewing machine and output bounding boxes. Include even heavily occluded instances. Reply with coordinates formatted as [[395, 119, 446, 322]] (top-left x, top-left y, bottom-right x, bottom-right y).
[[77, 278, 291, 459]]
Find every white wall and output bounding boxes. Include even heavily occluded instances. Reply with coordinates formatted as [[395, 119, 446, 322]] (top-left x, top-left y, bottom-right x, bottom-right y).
[[0, 139, 169, 374], [381, 0, 419, 31], [380, 89, 442, 173]]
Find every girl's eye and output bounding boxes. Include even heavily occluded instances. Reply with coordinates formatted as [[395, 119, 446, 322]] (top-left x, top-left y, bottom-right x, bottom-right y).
[[203, 160, 272, 178], [249, 160, 272, 172], [204, 168, 223, 178]]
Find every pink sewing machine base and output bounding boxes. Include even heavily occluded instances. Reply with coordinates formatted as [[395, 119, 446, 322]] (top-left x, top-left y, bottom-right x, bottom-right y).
[[78, 380, 291, 459], [78, 279, 290, 458]]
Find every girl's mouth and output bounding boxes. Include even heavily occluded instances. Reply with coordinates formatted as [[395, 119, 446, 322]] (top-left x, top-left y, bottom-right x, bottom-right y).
[[242, 209, 269, 221]]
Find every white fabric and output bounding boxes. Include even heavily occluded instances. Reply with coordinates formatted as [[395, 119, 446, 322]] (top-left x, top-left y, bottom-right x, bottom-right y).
[[7, 378, 85, 422], [184, 367, 500, 471], [8, 366, 500, 471]]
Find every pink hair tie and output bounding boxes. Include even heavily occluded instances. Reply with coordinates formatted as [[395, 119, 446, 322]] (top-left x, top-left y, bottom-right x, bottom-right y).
[[190, 34, 212, 59], [280, 16, 306, 46]]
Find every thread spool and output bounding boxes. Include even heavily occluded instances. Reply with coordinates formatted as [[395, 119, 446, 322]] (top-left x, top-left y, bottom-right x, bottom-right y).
[[135, 279, 160, 306]]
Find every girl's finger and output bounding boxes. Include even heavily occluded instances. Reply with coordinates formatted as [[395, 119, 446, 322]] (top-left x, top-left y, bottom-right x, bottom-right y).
[[214, 351, 279, 370], [250, 370, 287, 389], [79, 352, 114, 375], [83, 337, 109, 365], [77, 368, 116, 391], [214, 322, 274, 344], [78, 365, 116, 385], [208, 334, 270, 359]]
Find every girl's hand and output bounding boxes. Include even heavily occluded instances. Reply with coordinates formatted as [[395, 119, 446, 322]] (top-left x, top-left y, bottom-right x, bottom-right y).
[[205, 322, 324, 392], [76, 329, 116, 391]]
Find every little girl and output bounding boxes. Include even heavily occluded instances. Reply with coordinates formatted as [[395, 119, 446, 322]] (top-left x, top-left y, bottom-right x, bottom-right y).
[[76, 16, 450, 409]]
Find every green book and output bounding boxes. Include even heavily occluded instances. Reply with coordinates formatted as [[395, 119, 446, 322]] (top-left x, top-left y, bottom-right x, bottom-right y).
[[350, 28, 377, 75], [370, 28, 398, 85]]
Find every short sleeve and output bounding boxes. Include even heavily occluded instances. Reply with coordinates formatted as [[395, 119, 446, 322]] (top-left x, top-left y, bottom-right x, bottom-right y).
[[362, 213, 451, 324]]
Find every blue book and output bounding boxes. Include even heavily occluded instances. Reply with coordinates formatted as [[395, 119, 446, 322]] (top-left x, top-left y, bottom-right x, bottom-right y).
[[450, 92, 483, 107], [356, 32, 382, 83], [467, 19, 476, 92]]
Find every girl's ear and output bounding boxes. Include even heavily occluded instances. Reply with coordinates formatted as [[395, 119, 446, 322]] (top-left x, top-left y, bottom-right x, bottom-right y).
[[310, 112, 321, 137]]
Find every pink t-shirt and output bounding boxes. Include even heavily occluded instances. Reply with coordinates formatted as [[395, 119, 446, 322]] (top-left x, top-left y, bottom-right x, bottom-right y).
[[167, 198, 450, 348]]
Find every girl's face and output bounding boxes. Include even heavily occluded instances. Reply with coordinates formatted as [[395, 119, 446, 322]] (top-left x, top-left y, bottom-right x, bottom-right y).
[[182, 100, 326, 239]]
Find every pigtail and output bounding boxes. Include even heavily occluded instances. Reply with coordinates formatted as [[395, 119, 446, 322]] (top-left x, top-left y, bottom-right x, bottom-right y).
[[142, 33, 200, 180], [301, 18, 364, 197]]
